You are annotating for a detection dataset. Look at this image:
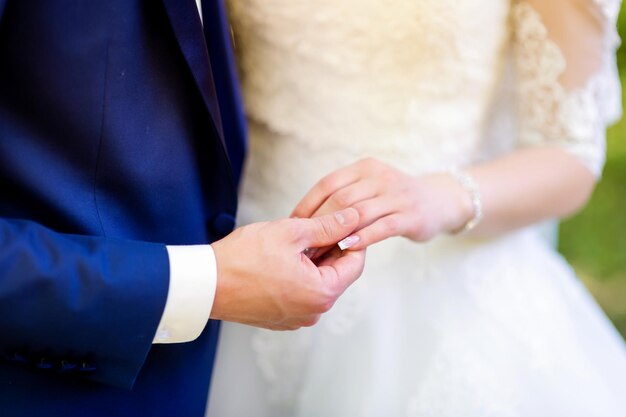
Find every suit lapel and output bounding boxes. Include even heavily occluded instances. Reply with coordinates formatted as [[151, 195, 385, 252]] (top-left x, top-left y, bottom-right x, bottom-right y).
[[161, 0, 225, 143]]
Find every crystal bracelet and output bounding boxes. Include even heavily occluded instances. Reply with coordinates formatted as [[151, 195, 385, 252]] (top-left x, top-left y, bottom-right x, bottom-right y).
[[448, 168, 483, 233]]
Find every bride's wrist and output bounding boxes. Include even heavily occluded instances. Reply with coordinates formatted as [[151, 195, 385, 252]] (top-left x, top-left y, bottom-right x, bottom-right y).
[[446, 168, 483, 234], [417, 172, 475, 235]]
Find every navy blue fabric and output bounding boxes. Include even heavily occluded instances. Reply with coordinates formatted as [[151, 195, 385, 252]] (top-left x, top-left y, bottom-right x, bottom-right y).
[[0, 0, 245, 415], [202, 0, 247, 186]]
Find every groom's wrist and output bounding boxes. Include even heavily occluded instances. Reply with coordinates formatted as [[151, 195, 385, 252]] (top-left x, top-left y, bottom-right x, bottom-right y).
[[152, 245, 217, 344]]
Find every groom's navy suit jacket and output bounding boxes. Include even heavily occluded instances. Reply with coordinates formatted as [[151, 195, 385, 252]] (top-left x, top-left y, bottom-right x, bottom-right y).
[[0, 0, 246, 415]]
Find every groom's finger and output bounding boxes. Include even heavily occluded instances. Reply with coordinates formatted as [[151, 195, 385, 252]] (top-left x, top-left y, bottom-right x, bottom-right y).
[[317, 247, 366, 294], [307, 195, 400, 259], [297, 208, 359, 249]]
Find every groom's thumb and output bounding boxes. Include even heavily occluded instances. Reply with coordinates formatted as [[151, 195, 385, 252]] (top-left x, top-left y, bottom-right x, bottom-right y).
[[299, 208, 359, 248]]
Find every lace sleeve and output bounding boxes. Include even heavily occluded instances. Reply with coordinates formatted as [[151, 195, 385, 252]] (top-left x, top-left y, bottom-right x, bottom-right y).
[[512, 0, 622, 177]]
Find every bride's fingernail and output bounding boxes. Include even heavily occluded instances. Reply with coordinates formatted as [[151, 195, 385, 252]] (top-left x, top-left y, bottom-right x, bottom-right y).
[[335, 211, 346, 225], [338, 235, 360, 250]]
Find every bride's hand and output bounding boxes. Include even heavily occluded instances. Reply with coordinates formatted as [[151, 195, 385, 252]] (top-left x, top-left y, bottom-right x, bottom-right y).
[[292, 158, 474, 250]]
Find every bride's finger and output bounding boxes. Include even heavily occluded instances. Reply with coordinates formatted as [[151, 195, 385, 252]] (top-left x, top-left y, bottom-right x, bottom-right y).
[[310, 177, 382, 219], [291, 162, 369, 218], [306, 196, 397, 261], [340, 213, 409, 250], [351, 195, 403, 230]]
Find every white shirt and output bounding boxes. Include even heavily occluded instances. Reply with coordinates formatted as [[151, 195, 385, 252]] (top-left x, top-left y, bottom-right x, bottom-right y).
[[153, 245, 216, 343]]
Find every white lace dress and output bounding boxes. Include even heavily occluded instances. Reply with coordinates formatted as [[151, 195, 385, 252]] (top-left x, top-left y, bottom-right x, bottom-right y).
[[207, 1, 626, 416]]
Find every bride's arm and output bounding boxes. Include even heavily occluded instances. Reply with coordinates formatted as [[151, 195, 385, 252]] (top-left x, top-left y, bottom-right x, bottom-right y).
[[292, 0, 621, 249], [466, 148, 595, 236], [471, 0, 621, 235]]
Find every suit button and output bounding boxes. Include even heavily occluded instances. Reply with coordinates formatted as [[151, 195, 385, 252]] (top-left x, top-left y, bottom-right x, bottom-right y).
[[79, 362, 97, 373], [36, 358, 54, 370], [4, 352, 28, 364], [210, 213, 236, 239], [59, 360, 77, 372]]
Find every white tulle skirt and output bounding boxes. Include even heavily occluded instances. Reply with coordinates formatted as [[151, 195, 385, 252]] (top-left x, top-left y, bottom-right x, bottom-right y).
[[207, 228, 626, 417]]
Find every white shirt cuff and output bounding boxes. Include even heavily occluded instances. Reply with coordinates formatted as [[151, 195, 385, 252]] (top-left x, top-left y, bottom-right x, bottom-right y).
[[153, 245, 217, 344]]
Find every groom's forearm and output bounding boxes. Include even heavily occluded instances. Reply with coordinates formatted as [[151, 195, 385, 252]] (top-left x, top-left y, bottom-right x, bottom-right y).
[[0, 218, 169, 389]]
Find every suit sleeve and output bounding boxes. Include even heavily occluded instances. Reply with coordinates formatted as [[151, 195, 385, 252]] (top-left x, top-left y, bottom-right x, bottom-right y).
[[0, 217, 170, 389]]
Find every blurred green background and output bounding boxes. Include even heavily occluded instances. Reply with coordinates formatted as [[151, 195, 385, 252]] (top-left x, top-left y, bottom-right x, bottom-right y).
[[558, 10, 626, 337]]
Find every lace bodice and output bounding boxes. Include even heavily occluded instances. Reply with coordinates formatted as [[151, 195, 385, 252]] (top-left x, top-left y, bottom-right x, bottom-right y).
[[229, 0, 511, 176], [228, 0, 620, 182]]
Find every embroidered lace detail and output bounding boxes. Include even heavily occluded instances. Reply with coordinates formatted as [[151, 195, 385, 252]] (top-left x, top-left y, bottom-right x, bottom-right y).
[[512, 2, 621, 176], [228, 0, 511, 173], [595, 0, 622, 21]]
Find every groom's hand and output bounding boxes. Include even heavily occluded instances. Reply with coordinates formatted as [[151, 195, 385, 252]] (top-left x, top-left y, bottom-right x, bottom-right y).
[[210, 208, 366, 330]]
